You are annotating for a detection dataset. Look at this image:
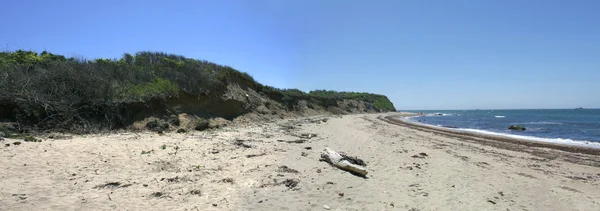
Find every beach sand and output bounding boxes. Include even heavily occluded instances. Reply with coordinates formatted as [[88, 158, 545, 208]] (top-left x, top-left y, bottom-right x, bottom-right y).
[[1, 113, 599, 211]]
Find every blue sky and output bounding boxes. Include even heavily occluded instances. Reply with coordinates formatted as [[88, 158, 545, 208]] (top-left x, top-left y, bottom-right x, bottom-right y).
[[1, 0, 599, 110]]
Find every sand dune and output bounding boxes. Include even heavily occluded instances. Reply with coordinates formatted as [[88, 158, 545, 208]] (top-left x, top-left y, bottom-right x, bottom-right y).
[[1, 113, 599, 210]]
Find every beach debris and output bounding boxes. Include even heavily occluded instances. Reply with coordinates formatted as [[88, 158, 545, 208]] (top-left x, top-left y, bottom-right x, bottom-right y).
[[189, 190, 202, 195], [259, 178, 300, 189], [13, 141, 21, 145], [234, 139, 253, 148], [310, 118, 328, 124], [301, 152, 308, 157], [278, 165, 300, 174], [304, 146, 312, 150], [320, 147, 368, 177], [323, 205, 331, 210], [340, 153, 367, 166], [176, 128, 187, 133], [412, 152, 429, 158], [12, 193, 27, 200], [508, 125, 526, 131], [246, 153, 266, 158], [283, 179, 299, 188], [141, 149, 154, 155], [300, 133, 317, 139], [161, 176, 187, 183], [150, 192, 165, 198], [93, 182, 129, 189], [220, 178, 234, 183], [280, 124, 297, 131], [277, 139, 307, 144]]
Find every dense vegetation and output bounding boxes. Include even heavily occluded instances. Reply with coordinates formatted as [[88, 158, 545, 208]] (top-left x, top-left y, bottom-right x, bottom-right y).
[[0, 50, 395, 132]]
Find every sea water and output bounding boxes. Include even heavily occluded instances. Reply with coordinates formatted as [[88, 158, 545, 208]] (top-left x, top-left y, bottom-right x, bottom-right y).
[[402, 109, 600, 147]]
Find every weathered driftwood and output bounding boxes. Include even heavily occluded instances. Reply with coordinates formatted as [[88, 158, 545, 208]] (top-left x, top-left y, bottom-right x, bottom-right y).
[[320, 147, 368, 177]]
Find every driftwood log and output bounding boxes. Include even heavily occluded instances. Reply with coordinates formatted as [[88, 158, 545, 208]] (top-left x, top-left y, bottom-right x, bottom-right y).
[[320, 147, 368, 177]]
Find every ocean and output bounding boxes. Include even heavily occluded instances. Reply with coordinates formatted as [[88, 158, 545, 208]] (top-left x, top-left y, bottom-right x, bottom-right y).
[[401, 109, 600, 147]]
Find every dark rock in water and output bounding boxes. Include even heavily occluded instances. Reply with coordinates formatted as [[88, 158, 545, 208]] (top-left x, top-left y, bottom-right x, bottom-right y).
[[508, 125, 526, 131]]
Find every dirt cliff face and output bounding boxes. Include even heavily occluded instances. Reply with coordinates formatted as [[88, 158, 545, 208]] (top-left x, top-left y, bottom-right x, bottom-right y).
[[123, 82, 388, 129]]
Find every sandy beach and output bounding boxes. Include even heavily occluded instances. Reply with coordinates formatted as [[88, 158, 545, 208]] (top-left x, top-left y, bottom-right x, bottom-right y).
[[1, 112, 599, 211]]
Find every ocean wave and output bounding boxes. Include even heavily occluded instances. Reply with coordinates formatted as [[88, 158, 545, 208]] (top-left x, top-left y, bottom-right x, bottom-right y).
[[399, 118, 600, 147], [456, 128, 600, 148], [525, 127, 547, 132], [495, 116, 505, 118], [517, 121, 563, 125], [426, 113, 453, 117]]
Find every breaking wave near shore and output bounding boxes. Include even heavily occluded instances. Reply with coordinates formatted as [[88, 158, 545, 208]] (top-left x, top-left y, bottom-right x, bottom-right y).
[[403, 109, 600, 147]]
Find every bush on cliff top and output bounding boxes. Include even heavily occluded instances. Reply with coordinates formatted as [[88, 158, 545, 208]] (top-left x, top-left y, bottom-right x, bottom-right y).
[[0, 50, 395, 131]]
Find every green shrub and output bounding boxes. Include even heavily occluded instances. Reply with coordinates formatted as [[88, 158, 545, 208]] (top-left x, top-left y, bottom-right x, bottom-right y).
[[0, 50, 396, 132], [119, 78, 179, 101], [373, 97, 396, 111]]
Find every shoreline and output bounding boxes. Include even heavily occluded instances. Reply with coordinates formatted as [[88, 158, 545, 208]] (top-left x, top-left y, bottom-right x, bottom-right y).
[[381, 114, 600, 157], [400, 115, 600, 149]]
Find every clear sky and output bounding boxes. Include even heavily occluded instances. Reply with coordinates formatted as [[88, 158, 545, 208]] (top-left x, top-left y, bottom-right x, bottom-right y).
[[1, 0, 599, 110]]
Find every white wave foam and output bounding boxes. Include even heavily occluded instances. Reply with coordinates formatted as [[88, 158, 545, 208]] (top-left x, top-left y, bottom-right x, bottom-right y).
[[518, 121, 562, 125], [456, 128, 600, 148], [425, 113, 453, 117], [399, 117, 599, 148], [495, 116, 505, 118]]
